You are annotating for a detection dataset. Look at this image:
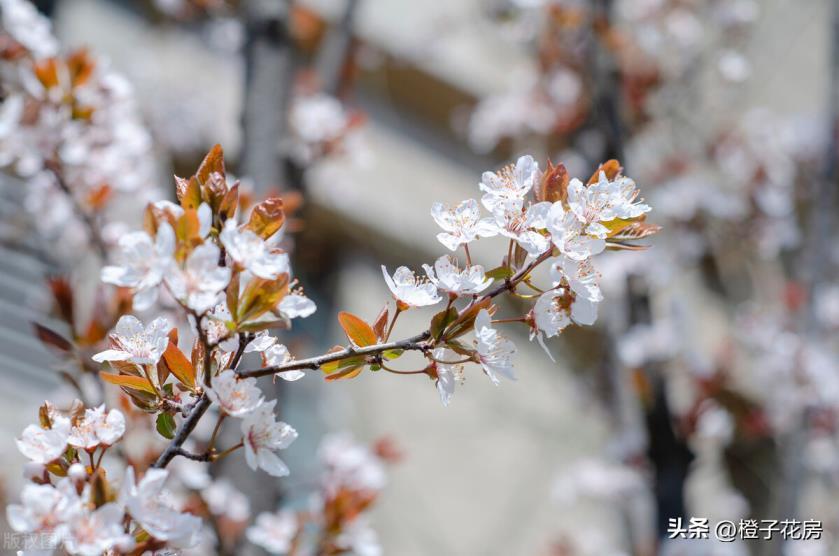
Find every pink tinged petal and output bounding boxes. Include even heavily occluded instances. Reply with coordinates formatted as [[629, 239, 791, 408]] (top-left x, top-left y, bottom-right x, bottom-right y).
[[435, 232, 462, 251], [436, 368, 454, 407]]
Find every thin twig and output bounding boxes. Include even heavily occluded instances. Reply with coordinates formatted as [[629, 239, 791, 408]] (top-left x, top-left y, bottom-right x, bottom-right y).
[[45, 161, 109, 261]]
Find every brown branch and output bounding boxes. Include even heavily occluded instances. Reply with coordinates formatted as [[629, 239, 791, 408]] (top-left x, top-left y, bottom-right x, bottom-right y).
[[237, 249, 553, 380]]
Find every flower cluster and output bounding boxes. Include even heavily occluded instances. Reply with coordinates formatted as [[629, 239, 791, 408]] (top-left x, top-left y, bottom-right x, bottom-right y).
[[0, 0, 157, 257], [247, 434, 396, 556]]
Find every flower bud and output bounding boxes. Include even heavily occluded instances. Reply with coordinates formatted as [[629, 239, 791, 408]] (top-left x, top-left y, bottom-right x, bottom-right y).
[[68, 462, 87, 482]]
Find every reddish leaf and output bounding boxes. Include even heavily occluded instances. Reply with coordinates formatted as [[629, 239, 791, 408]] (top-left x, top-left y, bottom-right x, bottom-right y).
[[372, 305, 389, 341], [196, 144, 225, 184], [246, 197, 285, 239], [587, 159, 622, 184], [162, 342, 195, 389], [337, 312, 377, 347], [32, 323, 73, 353], [100, 372, 156, 395]]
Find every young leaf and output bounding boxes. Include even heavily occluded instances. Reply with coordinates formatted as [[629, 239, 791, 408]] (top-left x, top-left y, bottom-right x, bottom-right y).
[[196, 144, 225, 184], [99, 372, 156, 395], [324, 365, 364, 381], [587, 159, 622, 184], [176, 175, 202, 210], [156, 413, 176, 440], [372, 304, 389, 340], [429, 306, 458, 341], [32, 323, 73, 353], [162, 342, 196, 389], [484, 266, 514, 281], [337, 311, 377, 347], [246, 197, 285, 240], [237, 274, 290, 323], [445, 298, 492, 340]]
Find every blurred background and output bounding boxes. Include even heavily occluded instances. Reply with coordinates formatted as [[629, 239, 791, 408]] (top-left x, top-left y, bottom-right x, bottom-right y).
[[0, 0, 837, 555]]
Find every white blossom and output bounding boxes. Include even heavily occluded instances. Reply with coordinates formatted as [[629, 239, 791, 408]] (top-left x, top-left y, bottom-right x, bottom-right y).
[[101, 224, 175, 310], [6, 479, 81, 536], [473, 309, 516, 384], [548, 256, 603, 304], [430, 198, 497, 251], [119, 467, 201, 548], [165, 242, 231, 314], [241, 400, 298, 477], [568, 173, 650, 230], [16, 419, 70, 464], [92, 315, 170, 366], [422, 255, 492, 296], [0, 0, 59, 57], [201, 479, 251, 522], [206, 370, 263, 417], [381, 266, 441, 307], [479, 155, 540, 211], [248, 334, 304, 382], [319, 434, 387, 495], [278, 293, 317, 319], [220, 220, 289, 279], [67, 405, 126, 450], [246, 510, 297, 554], [64, 503, 133, 556], [432, 347, 464, 407], [546, 202, 605, 261], [487, 200, 553, 256], [335, 517, 382, 556]]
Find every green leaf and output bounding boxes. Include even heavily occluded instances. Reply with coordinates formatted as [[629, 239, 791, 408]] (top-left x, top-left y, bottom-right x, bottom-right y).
[[484, 266, 514, 281], [337, 311, 377, 347], [156, 413, 176, 440], [382, 349, 403, 360]]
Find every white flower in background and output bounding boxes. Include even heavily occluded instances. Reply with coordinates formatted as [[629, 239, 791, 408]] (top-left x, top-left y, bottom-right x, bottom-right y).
[[488, 200, 553, 256], [246, 510, 298, 554], [473, 309, 516, 384], [101, 224, 175, 310], [335, 517, 382, 556], [201, 479, 251, 522], [67, 405, 126, 449], [16, 418, 70, 464], [0, 0, 59, 57], [479, 155, 540, 211], [241, 400, 298, 477], [206, 370, 263, 417], [278, 292, 317, 319], [290, 93, 348, 145], [119, 467, 201, 548], [165, 243, 231, 314], [92, 315, 170, 366], [431, 347, 465, 407], [220, 220, 289, 279], [64, 503, 134, 556], [6, 479, 81, 536], [423, 255, 492, 296], [381, 266, 441, 307], [546, 202, 605, 261], [319, 434, 387, 494], [552, 458, 644, 505], [430, 198, 497, 251], [549, 256, 603, 304]]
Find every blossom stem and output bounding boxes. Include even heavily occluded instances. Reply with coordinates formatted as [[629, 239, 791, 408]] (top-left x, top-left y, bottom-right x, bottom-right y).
[[384, 306, 402, 341], [381, 363, 428, 375], [208, 413, 226, 452], [213, 441, 244, 462], [463, 243, 473, 266], [491, 317, 527, 325]]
